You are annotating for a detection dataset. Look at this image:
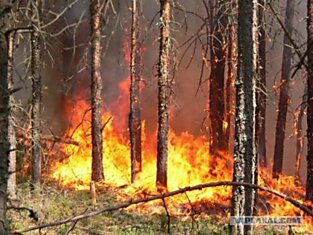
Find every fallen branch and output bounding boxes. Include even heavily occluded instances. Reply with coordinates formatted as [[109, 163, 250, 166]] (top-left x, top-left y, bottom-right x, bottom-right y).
[[15, 181, 313, 233]]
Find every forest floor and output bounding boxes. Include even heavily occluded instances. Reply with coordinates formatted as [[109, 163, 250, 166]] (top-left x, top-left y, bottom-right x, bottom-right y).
[[7, 180, 310, 235]]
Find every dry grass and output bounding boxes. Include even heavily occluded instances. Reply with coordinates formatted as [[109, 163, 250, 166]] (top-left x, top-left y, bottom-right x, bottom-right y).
[[6, 181, 306, 235]]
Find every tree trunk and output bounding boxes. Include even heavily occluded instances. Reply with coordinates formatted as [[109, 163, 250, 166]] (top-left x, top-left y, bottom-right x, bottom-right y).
[[0, 5, 10, 233], [272, 0, 295, 178], [129, 0, 142, 183], [209, 0, 227, 158], [257, 0, 267, 167], [231, 0, 258, 234], [90, 0, 104, 182], [224, 21, 235, 155], [7, 31, 16, 199], [157, 0, 171, 191], [31, 1, 42, 189], [306, 0, 313, 202]]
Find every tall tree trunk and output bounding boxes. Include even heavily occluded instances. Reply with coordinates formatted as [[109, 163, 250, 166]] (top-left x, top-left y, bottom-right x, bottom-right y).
[[224, 20, 235, 154], [129, 0, 142, 183], [31, 1, 42, 189], [231, 0, 258, 234], [306, 0, 313, 202], [272, 0, 295, 178], [209, 0, 227, 158], [0, 4, 10, 233], [90, 0, 104, 182], [157, 0, 171, 191], [257, 0, 267, 167], [7, 31, 16, 199]]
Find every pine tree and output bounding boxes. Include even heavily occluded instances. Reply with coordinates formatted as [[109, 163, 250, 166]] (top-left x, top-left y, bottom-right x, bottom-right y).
[[90, 0, 104, 182], [129, 0, 142, 183], [209, 0, 227, 157], [231, 0, 258, 234], [157, 0, 171, 191], [0, 3, 11, 232], [306, 0, 313, 201], [31, 0, 42, 189], [273, 0, 295, 178]]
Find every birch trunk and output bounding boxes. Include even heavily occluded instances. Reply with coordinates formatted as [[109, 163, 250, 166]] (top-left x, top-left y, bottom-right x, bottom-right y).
[[7, 31, 16, 199]]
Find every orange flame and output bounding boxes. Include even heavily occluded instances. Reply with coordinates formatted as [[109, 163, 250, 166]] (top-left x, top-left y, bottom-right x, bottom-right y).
[[49, 97, 313, 229], [49, 36, 313, 231]]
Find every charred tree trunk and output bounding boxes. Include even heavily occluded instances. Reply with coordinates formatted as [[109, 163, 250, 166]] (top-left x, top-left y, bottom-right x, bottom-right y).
[[0, 5, 10, 233], [157, 0, 171, 191], [209, 0, 227, 158], [272, 0, 295, 178], [129, 0, 142, 183], [306, 0, 313, 201], [31, 1, 42, 189], [257, 0, 267, 167], [90, 0, 104, 182], [7, 31, 16, 199], [231, 0, 258, 234]]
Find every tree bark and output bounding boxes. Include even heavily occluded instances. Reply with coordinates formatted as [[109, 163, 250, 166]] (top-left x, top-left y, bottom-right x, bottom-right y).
[[272, 0, 295, 178], [257, 0, 267, 167], [209, 0, 227, 158], [7, 31, 16, 199], [129, 0, 142, 183], [0, 4, 10, 233], [31, 0, 42, 189], [231, 0, 258, 234], [90, 0, 104, 182], [306, 0, 313, 202], [157, 0, 171, 191]]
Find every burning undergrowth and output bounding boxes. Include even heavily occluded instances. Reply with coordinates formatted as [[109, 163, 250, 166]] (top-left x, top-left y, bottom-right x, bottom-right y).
[[48, 96, 313, 232]]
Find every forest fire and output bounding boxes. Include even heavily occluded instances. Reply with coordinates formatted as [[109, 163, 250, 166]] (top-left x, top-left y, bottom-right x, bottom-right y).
[[47, 1, 313, 229], [2, 0, 313, 233], [51, 97, 232, 197], [50, 94, 313, 231]]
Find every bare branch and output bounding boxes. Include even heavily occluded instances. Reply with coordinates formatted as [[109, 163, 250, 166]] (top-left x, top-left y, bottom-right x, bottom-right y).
[[161, 198, 171, 234], [41, 0, 80, 29]]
